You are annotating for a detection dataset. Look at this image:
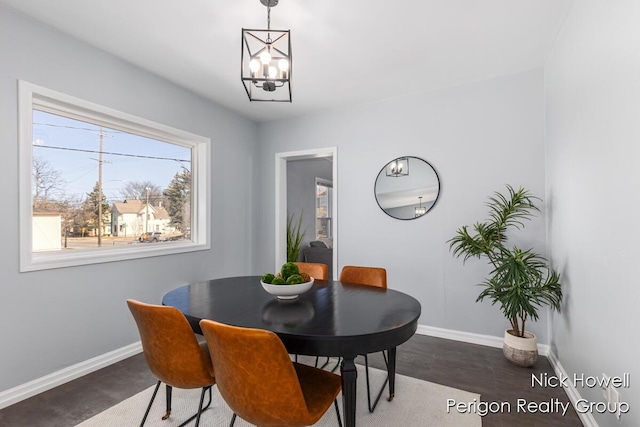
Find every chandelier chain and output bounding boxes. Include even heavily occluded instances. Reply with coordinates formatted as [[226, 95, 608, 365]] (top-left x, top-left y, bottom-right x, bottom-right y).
[[266, 6, 272, 42], [267, 6, 271, 30]]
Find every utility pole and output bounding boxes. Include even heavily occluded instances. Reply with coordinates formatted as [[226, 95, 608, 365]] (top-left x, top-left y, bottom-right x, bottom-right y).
[[97, 128, 104, 247], [145, 187, 150, 233]]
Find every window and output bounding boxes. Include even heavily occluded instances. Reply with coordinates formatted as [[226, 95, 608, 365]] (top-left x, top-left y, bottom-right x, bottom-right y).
[[19, 81, 210, 271], [315, 178, 333, 239]]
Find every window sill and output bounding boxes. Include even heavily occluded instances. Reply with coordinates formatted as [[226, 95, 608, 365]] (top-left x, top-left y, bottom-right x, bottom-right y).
[[23, 241, 209, 272]]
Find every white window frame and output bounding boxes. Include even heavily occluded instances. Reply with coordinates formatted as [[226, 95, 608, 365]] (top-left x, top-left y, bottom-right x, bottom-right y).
[[315, 178, 333, 240], [18, 81, 211, 272]]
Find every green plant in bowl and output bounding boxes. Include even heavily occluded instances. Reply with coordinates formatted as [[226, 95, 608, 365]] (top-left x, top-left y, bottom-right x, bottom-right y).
[[272, 277, 286, 285], [286, 274, 304, 285], [261, 273, 276, 284], [260, 262, 314, 300], [262, 262, 302, 285], [280, 262, 299, 281]]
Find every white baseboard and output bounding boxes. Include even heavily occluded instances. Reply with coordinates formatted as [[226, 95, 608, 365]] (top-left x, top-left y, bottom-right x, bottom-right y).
[[0, 342, 142, 410], [546, 350, 598, 427], [416, 324, 599, 426], [415, 323, 550, 356]]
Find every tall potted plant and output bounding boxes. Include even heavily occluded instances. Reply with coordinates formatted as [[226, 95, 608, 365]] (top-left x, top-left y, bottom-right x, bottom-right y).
[[448, 185, 562, 367], [286, 211, 305, 263]]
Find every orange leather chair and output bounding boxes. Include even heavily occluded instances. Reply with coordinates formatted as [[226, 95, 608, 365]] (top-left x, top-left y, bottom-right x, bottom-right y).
[[295, 262, 329, 280], [127, 300, 216, 427], [339, 266, 389, 413], [199, 319, 343, 427], [339, 265, 387, 289]]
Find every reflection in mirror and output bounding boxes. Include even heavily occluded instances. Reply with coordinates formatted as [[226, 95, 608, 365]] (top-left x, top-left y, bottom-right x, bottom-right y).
[[374, 156, 440, 220], [386, 157, 409, 177]]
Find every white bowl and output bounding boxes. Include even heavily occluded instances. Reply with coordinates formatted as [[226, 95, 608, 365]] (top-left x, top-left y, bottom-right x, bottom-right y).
[[260, 278, 314, 300]]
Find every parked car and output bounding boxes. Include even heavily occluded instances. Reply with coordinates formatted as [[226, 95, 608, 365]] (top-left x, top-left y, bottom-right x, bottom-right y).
[[164, 232, 185, 241], [139, 231, 164, 242]]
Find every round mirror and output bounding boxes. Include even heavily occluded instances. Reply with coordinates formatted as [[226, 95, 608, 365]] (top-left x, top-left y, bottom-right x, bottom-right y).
[[374, 156, 441, 220]]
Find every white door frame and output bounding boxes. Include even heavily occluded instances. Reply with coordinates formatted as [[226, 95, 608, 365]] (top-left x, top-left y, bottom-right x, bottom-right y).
[[275, 147, 338, 279]]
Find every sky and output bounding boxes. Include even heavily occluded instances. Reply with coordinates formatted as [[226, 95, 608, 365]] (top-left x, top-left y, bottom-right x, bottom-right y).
[[33, 110, 191, 204]]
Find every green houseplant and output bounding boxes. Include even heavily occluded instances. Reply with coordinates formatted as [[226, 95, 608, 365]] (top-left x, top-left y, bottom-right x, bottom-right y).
[[448, 185, 562, 366], [286, 212, 305, 263]]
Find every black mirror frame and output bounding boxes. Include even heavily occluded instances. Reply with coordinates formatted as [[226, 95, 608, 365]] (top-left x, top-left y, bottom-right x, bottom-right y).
[[374, 156, 441, 221]]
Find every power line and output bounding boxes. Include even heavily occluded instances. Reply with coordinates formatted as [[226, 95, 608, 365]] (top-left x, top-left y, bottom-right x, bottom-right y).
[[34, 122, 125, 134], [33, 144, 191, 163]]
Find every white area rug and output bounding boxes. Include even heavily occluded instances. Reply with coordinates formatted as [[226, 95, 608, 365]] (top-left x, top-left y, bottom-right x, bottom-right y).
[[76, 364, 481, 427]]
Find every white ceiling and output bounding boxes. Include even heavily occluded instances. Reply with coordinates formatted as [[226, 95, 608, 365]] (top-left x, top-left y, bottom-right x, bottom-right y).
[[1, 0, 573, 122]]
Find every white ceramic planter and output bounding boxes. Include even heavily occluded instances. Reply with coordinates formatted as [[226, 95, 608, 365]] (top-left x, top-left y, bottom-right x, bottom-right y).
[[503, 329, 538, 367]]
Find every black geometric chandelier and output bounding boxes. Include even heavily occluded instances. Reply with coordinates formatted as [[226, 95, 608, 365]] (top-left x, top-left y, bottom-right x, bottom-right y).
[[241, 0, 292, 102], [386, 157, 409, 177]]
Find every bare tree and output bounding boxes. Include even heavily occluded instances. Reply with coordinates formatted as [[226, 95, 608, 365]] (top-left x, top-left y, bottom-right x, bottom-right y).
[[32, 156, 65, 209], [119, 181, 164, 206], [55, 196, 82, 245], [32, 157, 81, 242]]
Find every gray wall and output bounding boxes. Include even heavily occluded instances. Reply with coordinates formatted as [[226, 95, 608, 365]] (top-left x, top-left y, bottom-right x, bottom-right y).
[[546, 1, 639, 426], [0, 7, 257, 392], [255, 69, 549, 341], [287, 158, 333, 251]]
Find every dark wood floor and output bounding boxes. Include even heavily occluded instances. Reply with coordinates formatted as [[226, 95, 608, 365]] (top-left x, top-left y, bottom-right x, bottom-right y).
[[0, 334, 583, 427]]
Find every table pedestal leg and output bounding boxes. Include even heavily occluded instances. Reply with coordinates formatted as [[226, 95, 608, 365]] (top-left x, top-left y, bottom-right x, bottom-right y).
[[387, 347, 397, 401], [340, 356, 357, 427]]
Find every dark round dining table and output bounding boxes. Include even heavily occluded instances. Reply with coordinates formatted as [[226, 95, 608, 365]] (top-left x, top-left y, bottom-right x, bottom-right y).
[[162, 275, 422, 427]]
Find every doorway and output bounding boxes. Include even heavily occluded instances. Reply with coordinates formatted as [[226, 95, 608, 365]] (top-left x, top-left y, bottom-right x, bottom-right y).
[[275, 147, 338, 279]]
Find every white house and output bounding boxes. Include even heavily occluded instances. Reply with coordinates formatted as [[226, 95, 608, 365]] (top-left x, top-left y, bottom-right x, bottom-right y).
[[111, 199, 173, 237]]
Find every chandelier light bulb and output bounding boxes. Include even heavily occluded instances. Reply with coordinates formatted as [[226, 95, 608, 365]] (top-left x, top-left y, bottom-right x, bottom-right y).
[[249, 59, 260, 72], [278, 59, 289, 71], [268, 66, 278, 79], [391, 161, 402, 174], [260, 49, 272, 65]]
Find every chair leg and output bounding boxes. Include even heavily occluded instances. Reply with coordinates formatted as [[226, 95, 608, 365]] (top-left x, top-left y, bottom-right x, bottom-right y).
[[139, 382, 213, 427], [317, 356, 332, 369], [229, 413, 237, 427], [193, 386, 208, 427], [140, 381, 161, 427], [177, 386, 213, 427], [334, 399, 343, 427], [162, 384, 173, 420], [364, 353, 389, 413], [296, 354, 334, 370], [333, 358, 341, 373]]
